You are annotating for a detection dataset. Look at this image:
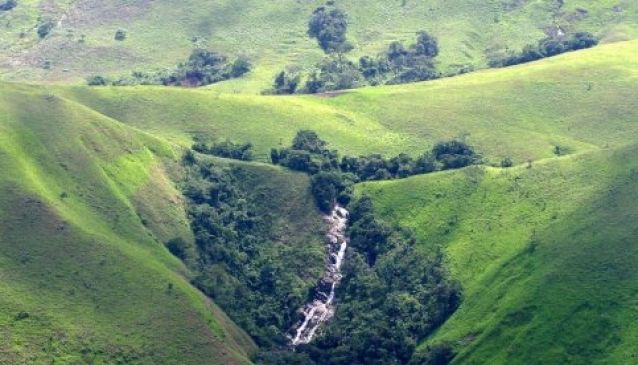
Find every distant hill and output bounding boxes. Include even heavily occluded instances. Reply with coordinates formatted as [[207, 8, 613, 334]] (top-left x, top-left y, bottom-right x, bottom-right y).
[[0, 0, 637, 91]]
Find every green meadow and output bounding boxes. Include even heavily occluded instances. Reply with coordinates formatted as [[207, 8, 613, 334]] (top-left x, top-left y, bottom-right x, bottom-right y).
[[1, 0, 638, 91], [1, 1, 638, 362]]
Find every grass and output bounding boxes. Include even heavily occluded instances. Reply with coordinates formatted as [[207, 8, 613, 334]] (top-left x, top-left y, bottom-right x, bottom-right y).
[[51, 39, 638, 165], [1, 22, 638, 364], [1, 0, 637, 91], [0, 83, 257, 364], [358, 144, 638, 364]]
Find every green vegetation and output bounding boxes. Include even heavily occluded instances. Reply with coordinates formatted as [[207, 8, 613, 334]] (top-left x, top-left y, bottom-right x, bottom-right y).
[[59, 41, 638, 165], [0, 0, 16, 11], [1, 5, 638, 363], [0, 83, 255, 364], [308, 4, 352, 55], [258, 196, 461, 365], [193, 138, 255, 161], [89, 49, 251, 87], [178, 151, 325, 347], [273, 130, 478, 180], [359, 145, 638, 364], [2, 0, 635, 90], [491, 32, 598, 67]]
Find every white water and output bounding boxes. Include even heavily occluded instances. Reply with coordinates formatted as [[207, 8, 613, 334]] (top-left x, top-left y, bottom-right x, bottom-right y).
[[289, 205, 349, 346]]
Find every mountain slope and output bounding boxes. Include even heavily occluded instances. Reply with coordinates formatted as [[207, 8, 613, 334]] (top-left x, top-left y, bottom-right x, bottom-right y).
[[358, 144, 638, 364], [0, 83, 257, 364], [1, 0, 637, 90], [55, 40, 638, 164]]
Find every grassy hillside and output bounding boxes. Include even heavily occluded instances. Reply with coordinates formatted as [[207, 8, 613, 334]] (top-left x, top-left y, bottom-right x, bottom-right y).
[[55, 40, 638, 164], [1, 0, 637, 91], [0, 82, 257, 364], [358, 144, 638, 364]]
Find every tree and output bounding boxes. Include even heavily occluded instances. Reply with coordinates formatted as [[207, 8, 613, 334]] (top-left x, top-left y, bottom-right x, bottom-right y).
[[432, 140, 477, 170], [292, 130, 327, 153], [304, 57, 362, 93], [412, 31, 439, 58], [308, 6, 353, 54], [272, 69, 301, 94], [230, 57, 252, 78], [0, 0, 17, 11], [311, 171, 348, 212]]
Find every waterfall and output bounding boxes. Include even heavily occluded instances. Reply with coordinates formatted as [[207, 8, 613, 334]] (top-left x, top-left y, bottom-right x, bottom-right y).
[[289, 205, 349, 346]]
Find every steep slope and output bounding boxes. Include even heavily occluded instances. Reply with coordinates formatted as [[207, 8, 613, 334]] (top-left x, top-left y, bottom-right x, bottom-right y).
[[1, 0, 637, 90], [0, 83, 256, 364], [358, 144, 638, 364], [57, 40, 638, 163]]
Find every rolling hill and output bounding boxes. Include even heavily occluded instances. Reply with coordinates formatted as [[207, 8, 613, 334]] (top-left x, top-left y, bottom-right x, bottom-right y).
[[1, 3, 638, 363], [1, 0, 637, 92]]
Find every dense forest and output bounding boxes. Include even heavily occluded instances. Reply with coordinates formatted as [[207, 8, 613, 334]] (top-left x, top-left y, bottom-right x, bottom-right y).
[[177, 131, 471, 364]]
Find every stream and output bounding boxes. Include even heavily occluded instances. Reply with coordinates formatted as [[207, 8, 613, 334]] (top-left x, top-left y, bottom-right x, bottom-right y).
[[289, 205, 349, 346]]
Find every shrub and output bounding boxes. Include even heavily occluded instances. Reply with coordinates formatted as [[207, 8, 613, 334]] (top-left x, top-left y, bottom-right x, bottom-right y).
[[37, 17, 54, 38], [86, 75, 109, 86], [432, 140, 478, 170], [304, 57, 362, 93], [229, 57, 251, 78], [491, 32, 598, 68], [193, 139, 254, 161], [0, 0, 17, 11], [412, 31, 439, 58], [114, 29, 127, 41], [311, 171, 350, 212], [271, 68, 301, 94], [166, 238, 189, 260], [500, 157, 514, 168]]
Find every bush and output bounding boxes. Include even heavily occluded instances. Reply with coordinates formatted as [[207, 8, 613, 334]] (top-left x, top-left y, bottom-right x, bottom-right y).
[[106, 49, 251, 87], [37, 18, 54, 38], [86, 75, 109, 86], [500, 157, 514, 168], [192, 139, 254, 161], [166, 238, 189, 260], [304, 57, 362, 93], [412, 31, 439, 58], [491, 32, 598, 67], [432, 140, 478, 170], [271, 68, 301, 94], [310, 171, 350, 213], [0, 0, 17, 11], [114, 29, 127, 41], [273, 131, 480, 181]]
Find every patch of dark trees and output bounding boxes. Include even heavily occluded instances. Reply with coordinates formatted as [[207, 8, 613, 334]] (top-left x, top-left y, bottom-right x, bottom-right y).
[[271, 130, 479, 212], [256, 195, 461, 365], [192, 139, 254, 161], [269, 4, 441, 94], [87, 49, 251, 87], [269, 3, 600, 95], [489, 32, 598, 68], [176, 152, 323, 346], [0, 0, 17, 11], [176, 137, 465, 365]]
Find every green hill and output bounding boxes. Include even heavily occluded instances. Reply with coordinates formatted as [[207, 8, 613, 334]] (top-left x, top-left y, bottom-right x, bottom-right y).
[[1, 0, 638, 91], [358, 143, 638, 364], [55, 40, 638, 164], [1, 15, 638, 364]]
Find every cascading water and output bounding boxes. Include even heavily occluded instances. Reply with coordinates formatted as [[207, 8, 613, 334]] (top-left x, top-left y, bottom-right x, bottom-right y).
[[289, 205, 349, 346]]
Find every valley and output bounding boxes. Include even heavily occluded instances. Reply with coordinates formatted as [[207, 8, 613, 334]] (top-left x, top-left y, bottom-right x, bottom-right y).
[[1, 1, 637, 364]]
